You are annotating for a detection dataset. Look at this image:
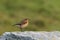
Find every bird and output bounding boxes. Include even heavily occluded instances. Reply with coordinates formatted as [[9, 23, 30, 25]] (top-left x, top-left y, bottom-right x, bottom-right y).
[[14, 18, 28, 32]]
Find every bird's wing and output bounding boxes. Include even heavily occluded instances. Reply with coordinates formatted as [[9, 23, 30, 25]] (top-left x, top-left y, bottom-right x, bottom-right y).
[[20, 20, 27, 25]]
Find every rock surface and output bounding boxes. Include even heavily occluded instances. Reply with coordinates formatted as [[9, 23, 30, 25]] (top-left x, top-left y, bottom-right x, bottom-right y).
[[0, 31, 60, 40]]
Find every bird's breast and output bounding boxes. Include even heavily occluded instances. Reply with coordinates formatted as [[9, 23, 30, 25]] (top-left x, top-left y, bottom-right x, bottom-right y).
[[21, 22, 28, 28]]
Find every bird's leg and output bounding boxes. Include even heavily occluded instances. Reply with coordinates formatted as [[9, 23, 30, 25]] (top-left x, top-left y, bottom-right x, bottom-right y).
[[20, 28, 24, 32], [20, 28, 22, 32]]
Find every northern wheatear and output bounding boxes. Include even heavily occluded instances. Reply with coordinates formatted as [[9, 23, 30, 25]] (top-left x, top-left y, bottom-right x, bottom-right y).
[[15, 18, 28, 31]]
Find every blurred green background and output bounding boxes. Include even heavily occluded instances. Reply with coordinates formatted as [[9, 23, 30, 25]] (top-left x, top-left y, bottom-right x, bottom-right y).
[[0, 0, 60, 35]]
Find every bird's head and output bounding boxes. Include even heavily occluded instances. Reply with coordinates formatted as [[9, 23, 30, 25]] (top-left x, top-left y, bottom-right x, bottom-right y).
[[24, 18, 28, 22]]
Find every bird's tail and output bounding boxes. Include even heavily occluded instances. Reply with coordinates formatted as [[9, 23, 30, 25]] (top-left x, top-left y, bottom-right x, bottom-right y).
[[12, 23, 21, 26]]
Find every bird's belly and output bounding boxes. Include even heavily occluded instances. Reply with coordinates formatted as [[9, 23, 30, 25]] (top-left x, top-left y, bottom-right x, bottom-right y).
[[21, 23, 28, 28]]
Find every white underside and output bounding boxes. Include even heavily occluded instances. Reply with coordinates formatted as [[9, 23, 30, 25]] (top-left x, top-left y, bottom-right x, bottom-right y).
[[16, 23, 28, 28]]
